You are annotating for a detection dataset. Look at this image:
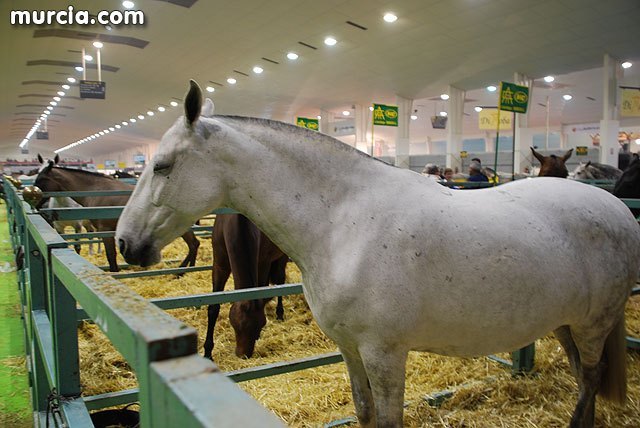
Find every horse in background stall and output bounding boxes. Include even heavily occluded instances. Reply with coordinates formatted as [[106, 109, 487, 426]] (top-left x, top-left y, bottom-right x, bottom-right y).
[[116, 80, 640, 427], [204, 214, 288, 359], [531, 147, 573, 177], [573, 161, 623, 180], [34, 155, 200, 272], [46, 196, 102, 255], [614, 153, 640, 218]]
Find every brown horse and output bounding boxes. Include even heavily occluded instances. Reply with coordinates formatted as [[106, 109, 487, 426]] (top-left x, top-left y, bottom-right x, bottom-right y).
[[531, 147, 573, 177], [203, 214, 288, 359], [34, 155, 199, 272]]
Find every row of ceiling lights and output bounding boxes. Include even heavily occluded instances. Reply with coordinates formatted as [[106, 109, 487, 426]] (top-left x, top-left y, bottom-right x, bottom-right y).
[[54, 10, 401, 153]]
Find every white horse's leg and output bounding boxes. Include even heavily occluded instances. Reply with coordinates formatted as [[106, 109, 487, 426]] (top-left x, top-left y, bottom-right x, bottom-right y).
[[339, 346, 376, 427], [554, 325, 581, 378], [359, 344, 408, 427]]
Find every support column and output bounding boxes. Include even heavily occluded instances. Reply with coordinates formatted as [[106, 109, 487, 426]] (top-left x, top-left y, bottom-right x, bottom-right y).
[[320, 109, 331, 135], [513, 72, 534, 175], [354, 104, 369, 154], [445, 86, 465, 170], [600, 53, 620, 167], [394, 96, 413, 169]]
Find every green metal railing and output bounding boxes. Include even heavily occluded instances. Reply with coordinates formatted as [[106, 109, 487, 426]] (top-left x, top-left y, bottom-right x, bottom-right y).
[[4, 178, 283, 428]]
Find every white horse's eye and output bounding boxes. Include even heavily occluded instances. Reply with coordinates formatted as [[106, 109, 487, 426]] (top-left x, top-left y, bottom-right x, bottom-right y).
[[153, 162, 172, 175]]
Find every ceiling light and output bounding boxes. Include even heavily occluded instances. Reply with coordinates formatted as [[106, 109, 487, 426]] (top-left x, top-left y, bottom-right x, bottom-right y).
[[253, 66, 263, 74], [226, 78, 236, 84], [157, 106, 165, 112], [99, 131, 105, 135], [170, 101, 178, 107], [440, 94, 449, 100], [369, 106, 374, 111], [44, 110, 50, 115], [104, 129, 110, 134], [122, 1, 135, 9], [383, 13, 398, 23], [206, 86, 215, 92], [75, 66, 83, 72], [46, 106, 53, 110], [50, 101, 57, 106], [486, 85, 497, 92], [62, 84, 71, 90], [287, 52, 299, 60], [57, 91, 65, 96], [147, 111, 154, 116], [622, 61, 632, 69], [317, 115, 321, 119], [474, 106, 483, 112], [342, 110, 350, 116], [115, 124, 121, 129], [635, 138, 640, 145], [84, 55, 93, 62], [439, 111, 448, 117], [53, 96, 61, 101], [67, 77, 76, 83], [137, 114, 145, 120], [109, 127, 115, 131], [562, 94, 573, 101], [543, 75, 555, 83], [122, 121, 128, 125], [410, 115, 418, 120], [93, 41, 103, 49], [130, 118, 136, 123], [324, 37, 337, 46]]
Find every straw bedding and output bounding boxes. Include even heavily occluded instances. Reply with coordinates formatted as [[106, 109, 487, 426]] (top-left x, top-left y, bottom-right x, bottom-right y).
[[77, 236, 640, 427]]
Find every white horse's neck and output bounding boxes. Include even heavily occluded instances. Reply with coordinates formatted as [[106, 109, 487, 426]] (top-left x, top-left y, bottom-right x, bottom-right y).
[[211, 117, 404, 270]]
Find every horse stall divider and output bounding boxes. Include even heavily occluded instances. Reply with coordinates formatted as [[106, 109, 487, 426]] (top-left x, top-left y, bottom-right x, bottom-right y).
[[6, 178, 640, 425], [3, 180, 283, 428]]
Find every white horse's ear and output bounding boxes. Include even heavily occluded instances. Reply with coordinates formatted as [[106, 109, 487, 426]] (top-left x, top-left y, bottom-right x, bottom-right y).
[[184, 80, 202, 128], [201, 98, 215, 118]]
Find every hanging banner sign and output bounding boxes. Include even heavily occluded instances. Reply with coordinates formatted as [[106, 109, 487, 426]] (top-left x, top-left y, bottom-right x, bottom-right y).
[[36, 131, 49, 140], [478, 109, 512, 130], [431, 116, 447, 129], [460, 150, 468, 158], [296, 117, 319, 131], [372, 103, 398, 126], [79, 80, 106, 99], [576, 146, 588, 156], [133, 154, 145, 166], [499, 81, 529, 113], [104, 160, 116, 168], [118, 162, 127, 169], [621, 87, 640, 117]]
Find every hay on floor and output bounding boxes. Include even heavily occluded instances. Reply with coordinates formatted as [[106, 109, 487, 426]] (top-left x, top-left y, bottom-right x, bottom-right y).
[[76, 236, 640, 427]]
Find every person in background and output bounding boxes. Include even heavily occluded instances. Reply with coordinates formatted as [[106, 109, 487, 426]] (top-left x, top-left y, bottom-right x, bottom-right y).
[[421, 163, 442, 180], [443, 168, 454, 181], [468, 161, 488, 182]]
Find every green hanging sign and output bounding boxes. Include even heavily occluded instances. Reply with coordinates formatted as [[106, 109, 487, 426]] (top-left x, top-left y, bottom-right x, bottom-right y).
[[296, 117, 319, 131], [499, 81, 529, 114], [372, 103, 398, 126], [576, 146, 588, 156]]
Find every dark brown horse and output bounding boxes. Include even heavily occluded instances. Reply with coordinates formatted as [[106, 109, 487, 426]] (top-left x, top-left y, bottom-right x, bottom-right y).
[[614, 153, 640, 218], [34, 155, 199, 272], [203, 214, 288, 359], [531, 147, 573, 177]]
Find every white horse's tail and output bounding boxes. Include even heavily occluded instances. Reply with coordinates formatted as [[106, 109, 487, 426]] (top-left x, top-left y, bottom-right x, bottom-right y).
[[599, 316, 627, 404]]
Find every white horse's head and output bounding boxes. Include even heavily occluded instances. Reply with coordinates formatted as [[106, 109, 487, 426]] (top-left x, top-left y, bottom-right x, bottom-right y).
[[572, 161, 592, 180], [116, 80, 225, 266]]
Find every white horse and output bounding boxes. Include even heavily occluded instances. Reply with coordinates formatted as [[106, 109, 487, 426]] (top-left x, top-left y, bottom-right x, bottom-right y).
[[47, 196, 102, 255], [116, 81, 640, 428], [572, 161, 622, 180]]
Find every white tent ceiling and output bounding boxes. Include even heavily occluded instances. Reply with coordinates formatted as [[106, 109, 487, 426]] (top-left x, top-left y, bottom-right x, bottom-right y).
[[1, 0, 639, 158]]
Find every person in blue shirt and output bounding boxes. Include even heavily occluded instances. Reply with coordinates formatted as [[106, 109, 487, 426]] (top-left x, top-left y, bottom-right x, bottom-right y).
[[468, 160, 488, 182]]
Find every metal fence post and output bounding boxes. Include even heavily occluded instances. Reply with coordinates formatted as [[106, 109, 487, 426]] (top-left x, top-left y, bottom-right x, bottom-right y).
[[511, 343, 535, 375]]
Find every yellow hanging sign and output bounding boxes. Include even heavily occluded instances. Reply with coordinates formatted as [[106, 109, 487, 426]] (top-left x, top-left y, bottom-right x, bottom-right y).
[[621, 88, 640, 117], [478, 109, 512, 130]]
